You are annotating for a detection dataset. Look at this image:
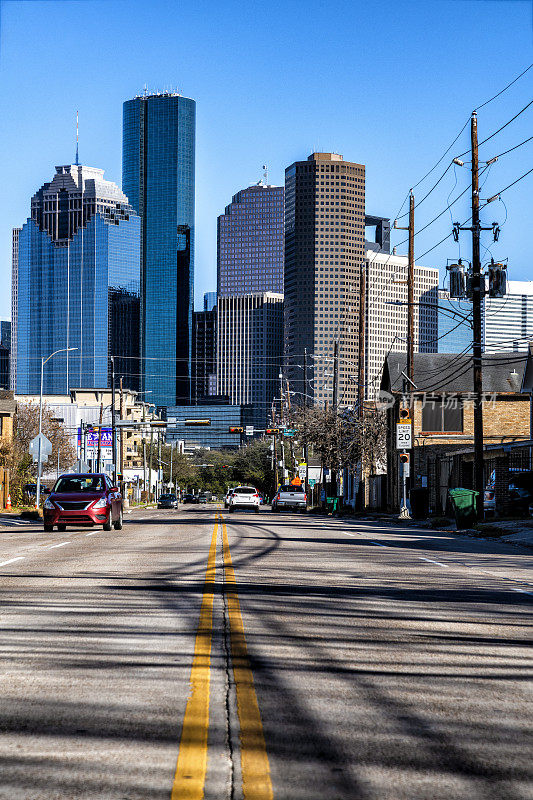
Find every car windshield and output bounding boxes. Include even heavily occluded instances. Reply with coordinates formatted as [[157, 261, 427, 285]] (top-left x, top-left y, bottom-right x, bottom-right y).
[[54, 476, 105, 493], [280, 484, 304, 493], [160, 494, 175, 500], [234, 487, 256, 494]]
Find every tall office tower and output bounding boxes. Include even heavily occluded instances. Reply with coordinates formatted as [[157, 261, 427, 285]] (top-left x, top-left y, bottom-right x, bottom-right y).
[[0, 321, 11, 390], [203, 291, 217, 312], [15, 165, 140, 395], [365, 249, 438, 399], [217, 183, 284, 295], [437, 290, 472, 354], [216, 293, 284, 428], [123, 91, 196, 408], [284, 152, 365, 407], [192, 293, 217, 403], [483, 280, 533, 353], [11, 228, 21, 390]]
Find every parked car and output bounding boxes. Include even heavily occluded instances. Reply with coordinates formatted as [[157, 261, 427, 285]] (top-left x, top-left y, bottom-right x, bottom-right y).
[[198, 491, 212, 503], [158, 493, 179, 509], [484, 469, 533, 515], [43, 473, 123, 532], [182, 493, 200, 504], [272, 484, 307, 513], [228, 486, 261, 513], [22, 483, 51, 497]]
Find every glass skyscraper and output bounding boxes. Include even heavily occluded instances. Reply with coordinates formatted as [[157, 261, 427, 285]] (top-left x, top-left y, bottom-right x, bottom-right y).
[[15, 165, 141, 395], [123, 91, 196, 408], [217, 183, 284, 295]]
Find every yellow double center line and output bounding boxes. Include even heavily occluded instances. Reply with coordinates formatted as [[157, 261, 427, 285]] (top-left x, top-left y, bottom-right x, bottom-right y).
[[171, 514, 273, 800]]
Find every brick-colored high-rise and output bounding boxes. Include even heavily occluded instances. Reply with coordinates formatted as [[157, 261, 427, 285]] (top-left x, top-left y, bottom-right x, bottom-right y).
[[284, 152, 365, 408]]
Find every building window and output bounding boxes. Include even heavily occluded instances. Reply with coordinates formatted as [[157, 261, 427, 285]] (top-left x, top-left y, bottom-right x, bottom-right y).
[[421, 397, 463, 433]]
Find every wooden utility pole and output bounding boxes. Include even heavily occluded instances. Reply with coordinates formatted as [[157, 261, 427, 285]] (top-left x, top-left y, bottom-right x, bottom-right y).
[[471, 112, 484, 520], [407, 192, 415, 485]]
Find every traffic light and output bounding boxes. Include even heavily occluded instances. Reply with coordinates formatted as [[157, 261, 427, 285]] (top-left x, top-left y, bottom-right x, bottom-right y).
[[398, 408, 410, 421], [266, 428, 280, 435], [229, 426, 244, 433], [399, 453, 410, 465]]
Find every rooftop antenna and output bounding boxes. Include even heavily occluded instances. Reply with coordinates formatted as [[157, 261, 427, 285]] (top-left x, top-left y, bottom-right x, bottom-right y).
[[75, 110, 79, 166], [262, 164, 268, 185]]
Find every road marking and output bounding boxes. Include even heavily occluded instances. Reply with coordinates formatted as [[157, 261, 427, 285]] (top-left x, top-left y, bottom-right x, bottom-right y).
[[512, 587, 533, 596], [0, 556, 25, 567], [47, 542, 71, 549], [85, 532, 98, 536], [370, 541, 388, 547], [221, 515, 273, 800], [419, 557, 448, 567], [171, 521, 217, 800]]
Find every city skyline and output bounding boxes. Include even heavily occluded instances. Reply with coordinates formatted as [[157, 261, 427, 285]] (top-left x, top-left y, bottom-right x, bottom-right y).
[[0, 0, 531, 321]]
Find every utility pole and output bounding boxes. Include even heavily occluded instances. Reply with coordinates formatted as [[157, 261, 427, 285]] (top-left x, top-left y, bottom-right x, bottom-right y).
[[357, 263, 365, 419], [407, 192, 415, 486], [331, 340, 339, 498], [303, 348, 309, 492], [471, 112, 484, 520], [394, 192, 415, 514], [119, 377, 124, 495], [111, 356, 117, 485], [149, 422, 154, 502], [279, 372, 285, 481], [96, 399, 103, 473]]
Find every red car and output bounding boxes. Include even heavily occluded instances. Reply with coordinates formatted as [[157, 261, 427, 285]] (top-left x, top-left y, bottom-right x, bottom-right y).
[[43, 473, 123, 532]]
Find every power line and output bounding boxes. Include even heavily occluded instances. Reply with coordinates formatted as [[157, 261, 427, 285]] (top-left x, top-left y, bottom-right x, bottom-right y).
[[481, 165, 533, 207], [475, 61, 533, 111]]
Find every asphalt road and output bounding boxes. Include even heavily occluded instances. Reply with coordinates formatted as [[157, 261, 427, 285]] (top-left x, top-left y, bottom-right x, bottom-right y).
[[0, 506, 532, 799]]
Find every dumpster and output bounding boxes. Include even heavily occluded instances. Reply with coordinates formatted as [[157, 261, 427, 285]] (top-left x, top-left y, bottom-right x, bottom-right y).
[[409, 487, 429, 520], [448, 488, 478, 529]]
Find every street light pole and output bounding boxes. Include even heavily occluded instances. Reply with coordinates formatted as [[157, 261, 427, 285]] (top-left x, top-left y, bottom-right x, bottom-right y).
[[36, 347, 77, 509]]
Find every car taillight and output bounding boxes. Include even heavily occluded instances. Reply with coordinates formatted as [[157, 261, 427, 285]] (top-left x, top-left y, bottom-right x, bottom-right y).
[[304, 494, 307, 502], [254, 493, 259, 497]]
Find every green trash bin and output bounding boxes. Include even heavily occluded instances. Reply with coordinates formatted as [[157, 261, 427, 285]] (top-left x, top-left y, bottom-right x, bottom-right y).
[[448, 488, 479, 529]]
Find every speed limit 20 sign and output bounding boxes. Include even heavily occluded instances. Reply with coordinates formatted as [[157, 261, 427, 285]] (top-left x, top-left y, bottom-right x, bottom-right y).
[[396, 421, 412, 449]]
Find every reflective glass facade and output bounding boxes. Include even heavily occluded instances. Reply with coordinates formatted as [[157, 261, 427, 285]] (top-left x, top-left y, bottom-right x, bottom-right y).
[[217, 184, 284, 295], [15, 166, 140, 395], [166, 404, 253, 449], [123, 93, 196, 408]]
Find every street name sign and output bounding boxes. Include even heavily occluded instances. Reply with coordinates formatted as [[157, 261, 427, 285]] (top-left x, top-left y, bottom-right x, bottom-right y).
[[245, 426, 254, 437]]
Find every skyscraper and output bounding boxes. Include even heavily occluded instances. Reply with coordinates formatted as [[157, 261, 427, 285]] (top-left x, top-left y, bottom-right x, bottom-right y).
[[217, 183, 284, 295], [284, 152, 366, 407], [192, 293, 217, 403], [483, 280, 533, 353], [123, 91, 196, 408], [437, 290, 472, 354], [15, 165, 141, 395], [216, 293, 284, 428], [365, 249, 438, 398], [11, 228, 21, 389]]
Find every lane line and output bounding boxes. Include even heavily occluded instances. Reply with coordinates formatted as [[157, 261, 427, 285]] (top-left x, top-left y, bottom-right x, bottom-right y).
[[0, 556, 25, 567], [47, 542, 71, 549], [171, 521, 217, 800], [85, 532, 98, 536], [419, 557, 448, 567], [221, 515, 273, 800], [370, 541, 388, 548]]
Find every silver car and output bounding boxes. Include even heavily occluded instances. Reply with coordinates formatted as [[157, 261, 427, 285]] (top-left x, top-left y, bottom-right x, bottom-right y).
[[272, 484, 307, 512]]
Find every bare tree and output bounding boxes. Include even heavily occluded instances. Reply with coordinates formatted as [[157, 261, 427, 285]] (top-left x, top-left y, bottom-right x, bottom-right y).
[[1, 402, 76, 495]]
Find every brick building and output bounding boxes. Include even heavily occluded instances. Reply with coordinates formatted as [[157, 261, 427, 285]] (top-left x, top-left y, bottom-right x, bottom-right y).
[[380, 352, 531, 512]]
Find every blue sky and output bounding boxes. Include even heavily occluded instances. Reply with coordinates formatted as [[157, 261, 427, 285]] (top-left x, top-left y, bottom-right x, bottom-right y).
[[0, 0, 532, 321]]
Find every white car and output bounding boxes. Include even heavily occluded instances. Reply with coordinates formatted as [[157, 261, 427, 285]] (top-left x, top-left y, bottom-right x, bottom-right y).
[[228, 486, 261, 513]]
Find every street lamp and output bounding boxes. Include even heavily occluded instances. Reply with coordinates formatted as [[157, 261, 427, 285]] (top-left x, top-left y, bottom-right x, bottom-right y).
[[36, 347, 77, 508]]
